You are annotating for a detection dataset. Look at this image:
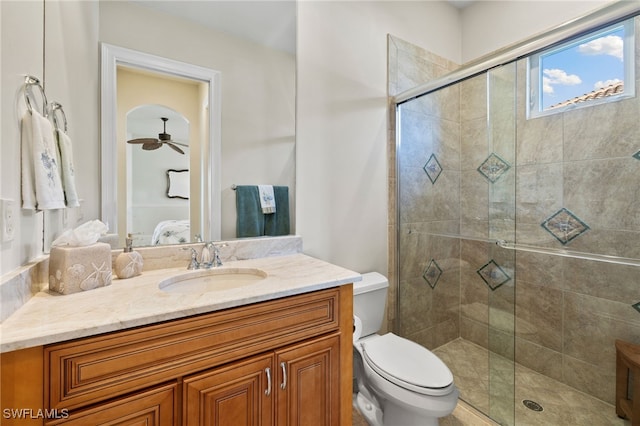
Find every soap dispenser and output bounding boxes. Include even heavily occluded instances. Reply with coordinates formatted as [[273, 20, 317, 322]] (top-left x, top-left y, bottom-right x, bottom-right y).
[[114, 234, 144, 279]]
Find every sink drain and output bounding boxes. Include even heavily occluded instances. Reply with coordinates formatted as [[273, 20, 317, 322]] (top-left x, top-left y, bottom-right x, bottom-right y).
[[522, 399, 543, 412]]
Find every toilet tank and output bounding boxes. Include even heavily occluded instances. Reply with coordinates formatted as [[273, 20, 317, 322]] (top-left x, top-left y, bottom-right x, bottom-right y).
[[353, 272, 389, 338]]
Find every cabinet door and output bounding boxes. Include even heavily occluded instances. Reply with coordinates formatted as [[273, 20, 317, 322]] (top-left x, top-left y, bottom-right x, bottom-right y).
[[183, 354, 274, 426], [45, 382, 176, 426], [275, 333, 340, 426]]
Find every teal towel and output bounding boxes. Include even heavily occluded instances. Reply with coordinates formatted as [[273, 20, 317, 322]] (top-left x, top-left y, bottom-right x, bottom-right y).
[[236, 185, 290, 237], [236, 186, 263, 237], [265, 186, 290, 236]]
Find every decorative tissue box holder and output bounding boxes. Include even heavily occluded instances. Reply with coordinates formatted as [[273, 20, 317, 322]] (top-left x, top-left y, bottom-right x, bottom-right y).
[[49, 242, 113, 295]]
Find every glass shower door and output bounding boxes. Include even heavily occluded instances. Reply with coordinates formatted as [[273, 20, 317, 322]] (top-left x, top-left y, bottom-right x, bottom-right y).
[[485, 63, 517, 426], [395, 61, 518, 425]]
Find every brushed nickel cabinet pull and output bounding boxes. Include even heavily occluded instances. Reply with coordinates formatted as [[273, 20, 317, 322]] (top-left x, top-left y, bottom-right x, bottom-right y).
[[280, 362, 287, 390], [265, 367, 272, 395]]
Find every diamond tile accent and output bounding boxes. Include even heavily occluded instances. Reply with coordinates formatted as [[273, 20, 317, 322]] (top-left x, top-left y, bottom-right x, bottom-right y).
[[422, 259, 443, 289], [477, 153, 510, 183], [633, 150, 640, 160], [477, 260, 511, 291], [633, 302, 640, 314], [541, 208, 590, 245], [423, 154, 442, 184]]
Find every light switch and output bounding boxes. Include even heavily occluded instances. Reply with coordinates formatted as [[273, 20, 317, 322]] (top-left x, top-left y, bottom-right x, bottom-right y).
[[1, 199, 16, 242]]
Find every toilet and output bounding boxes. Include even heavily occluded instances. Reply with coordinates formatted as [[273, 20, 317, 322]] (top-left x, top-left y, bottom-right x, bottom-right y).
[[353, 272, 459, 426]]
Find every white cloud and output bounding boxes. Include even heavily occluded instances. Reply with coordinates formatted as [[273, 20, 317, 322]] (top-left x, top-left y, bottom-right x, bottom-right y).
[[594, 78, 622, 89], [542, 77, 554, 94], [578, 35, 623, 60], [542, 68, 582, 94]]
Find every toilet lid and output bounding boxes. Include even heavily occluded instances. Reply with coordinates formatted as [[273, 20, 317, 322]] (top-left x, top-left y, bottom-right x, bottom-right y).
[[362, 333, 453, 395]]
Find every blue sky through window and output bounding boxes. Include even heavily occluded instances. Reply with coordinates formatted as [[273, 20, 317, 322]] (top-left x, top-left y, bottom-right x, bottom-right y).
[[540, 26, 625, 110]]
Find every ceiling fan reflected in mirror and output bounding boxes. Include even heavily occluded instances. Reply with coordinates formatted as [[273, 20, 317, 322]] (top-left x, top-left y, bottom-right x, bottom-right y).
[[127, 117, 188, 154]]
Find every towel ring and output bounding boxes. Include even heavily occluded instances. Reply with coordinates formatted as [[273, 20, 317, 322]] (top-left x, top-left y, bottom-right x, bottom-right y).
[[49, 102, 68, 133], [24, 75, 48, 116]]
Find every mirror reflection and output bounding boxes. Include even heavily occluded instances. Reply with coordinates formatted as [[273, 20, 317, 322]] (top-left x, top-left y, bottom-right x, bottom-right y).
[[100, 1, 296, 247], [127, 105, 190, 246], [103, 57, 213, 248]]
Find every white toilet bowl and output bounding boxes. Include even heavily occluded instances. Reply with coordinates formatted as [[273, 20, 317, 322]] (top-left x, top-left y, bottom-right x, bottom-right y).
[[354, 333, 459, 426], [353, 273, 459, 426]]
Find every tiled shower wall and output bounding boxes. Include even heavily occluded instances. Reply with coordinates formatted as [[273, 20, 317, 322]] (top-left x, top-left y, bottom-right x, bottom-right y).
[[387, 35, 458, 332], [387, 35, 460, 340], [390, 16, 640, 407], [508, 30, 640, 403]]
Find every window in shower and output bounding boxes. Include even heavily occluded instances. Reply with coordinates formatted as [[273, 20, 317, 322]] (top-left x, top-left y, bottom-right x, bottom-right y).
[[528, 18, 635, 118]]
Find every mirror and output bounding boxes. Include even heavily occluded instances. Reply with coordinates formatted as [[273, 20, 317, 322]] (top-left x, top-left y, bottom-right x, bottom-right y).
[[99, 1, 296, 246], [101, 43, 221, 246]]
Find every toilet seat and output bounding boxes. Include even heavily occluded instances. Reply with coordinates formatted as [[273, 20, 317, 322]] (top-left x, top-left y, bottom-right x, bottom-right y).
[[361, 333, 454, 396]]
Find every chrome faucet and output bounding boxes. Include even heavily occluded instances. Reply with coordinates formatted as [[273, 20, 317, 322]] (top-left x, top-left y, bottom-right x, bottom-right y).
[[183, 243, 228, 269], [183, 247, 200, 270], [210, 242, 228, 268]]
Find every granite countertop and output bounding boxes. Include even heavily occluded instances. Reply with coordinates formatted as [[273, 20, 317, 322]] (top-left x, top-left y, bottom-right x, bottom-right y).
[[0, 253, 361, 353]]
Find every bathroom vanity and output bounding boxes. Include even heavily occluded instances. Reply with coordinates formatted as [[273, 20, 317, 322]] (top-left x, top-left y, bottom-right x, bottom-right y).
[[0, 242, 358, 426]]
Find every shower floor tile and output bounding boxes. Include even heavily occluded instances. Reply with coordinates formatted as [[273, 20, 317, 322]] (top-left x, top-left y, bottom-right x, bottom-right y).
[[434, 338, 627, 426]]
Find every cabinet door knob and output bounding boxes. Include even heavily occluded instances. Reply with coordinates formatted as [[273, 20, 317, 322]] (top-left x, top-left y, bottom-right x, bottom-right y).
[[265, 367, 272, 396], [280, 362, 287, 390]]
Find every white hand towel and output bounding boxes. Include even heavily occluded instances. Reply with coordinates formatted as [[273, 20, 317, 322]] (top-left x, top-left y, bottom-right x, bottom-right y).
[[258, 185, 276, 214], [55, 128, 80, 207], [21, 110, 65, 210]]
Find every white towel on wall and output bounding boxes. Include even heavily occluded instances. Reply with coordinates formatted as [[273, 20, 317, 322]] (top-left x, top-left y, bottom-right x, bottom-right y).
[[258, 185, 276, 214], [55, 128, 80, 207], [21, 110, 65, 210]]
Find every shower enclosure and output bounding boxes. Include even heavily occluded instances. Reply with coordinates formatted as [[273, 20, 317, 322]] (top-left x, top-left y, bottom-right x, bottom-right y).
[[391, 3, 640, 425]]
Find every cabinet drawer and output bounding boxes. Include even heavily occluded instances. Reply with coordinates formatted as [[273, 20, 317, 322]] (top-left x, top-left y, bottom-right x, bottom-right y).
[[45, 288, 340, 411], [45, 382, 177, 426]]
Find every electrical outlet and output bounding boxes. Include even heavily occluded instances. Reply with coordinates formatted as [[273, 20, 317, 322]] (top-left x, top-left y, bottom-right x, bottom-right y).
[[1, 199, 16, 242]]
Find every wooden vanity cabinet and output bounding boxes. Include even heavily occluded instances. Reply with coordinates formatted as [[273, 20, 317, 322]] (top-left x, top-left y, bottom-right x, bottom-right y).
[[275, 333, 340, 426], [183, 353, 274, 426], [1, 285, 352, 426], [46, 383, 177, 426], [183, 333, 340, 426]]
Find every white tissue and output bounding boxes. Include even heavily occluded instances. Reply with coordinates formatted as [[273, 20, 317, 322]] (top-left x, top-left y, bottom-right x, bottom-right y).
[[52, 220, 109, 247]]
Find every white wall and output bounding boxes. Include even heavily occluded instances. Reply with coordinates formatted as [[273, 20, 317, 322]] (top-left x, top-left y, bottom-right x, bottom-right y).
[[295, 0, 619, 276], [460, 0, 613, 62], [296, 1, 461, 276], [1, 1, 45, 275], [0, 1, 97, 276], [1, 0, 623, 280]]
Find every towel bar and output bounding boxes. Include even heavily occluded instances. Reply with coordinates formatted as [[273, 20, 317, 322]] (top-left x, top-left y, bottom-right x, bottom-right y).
[[24, 75, 48, 116], [49, 102, 68, 133]]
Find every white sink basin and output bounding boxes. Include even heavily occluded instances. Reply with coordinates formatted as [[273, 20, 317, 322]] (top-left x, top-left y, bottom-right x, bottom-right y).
[[159, 267, 267, 294]]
